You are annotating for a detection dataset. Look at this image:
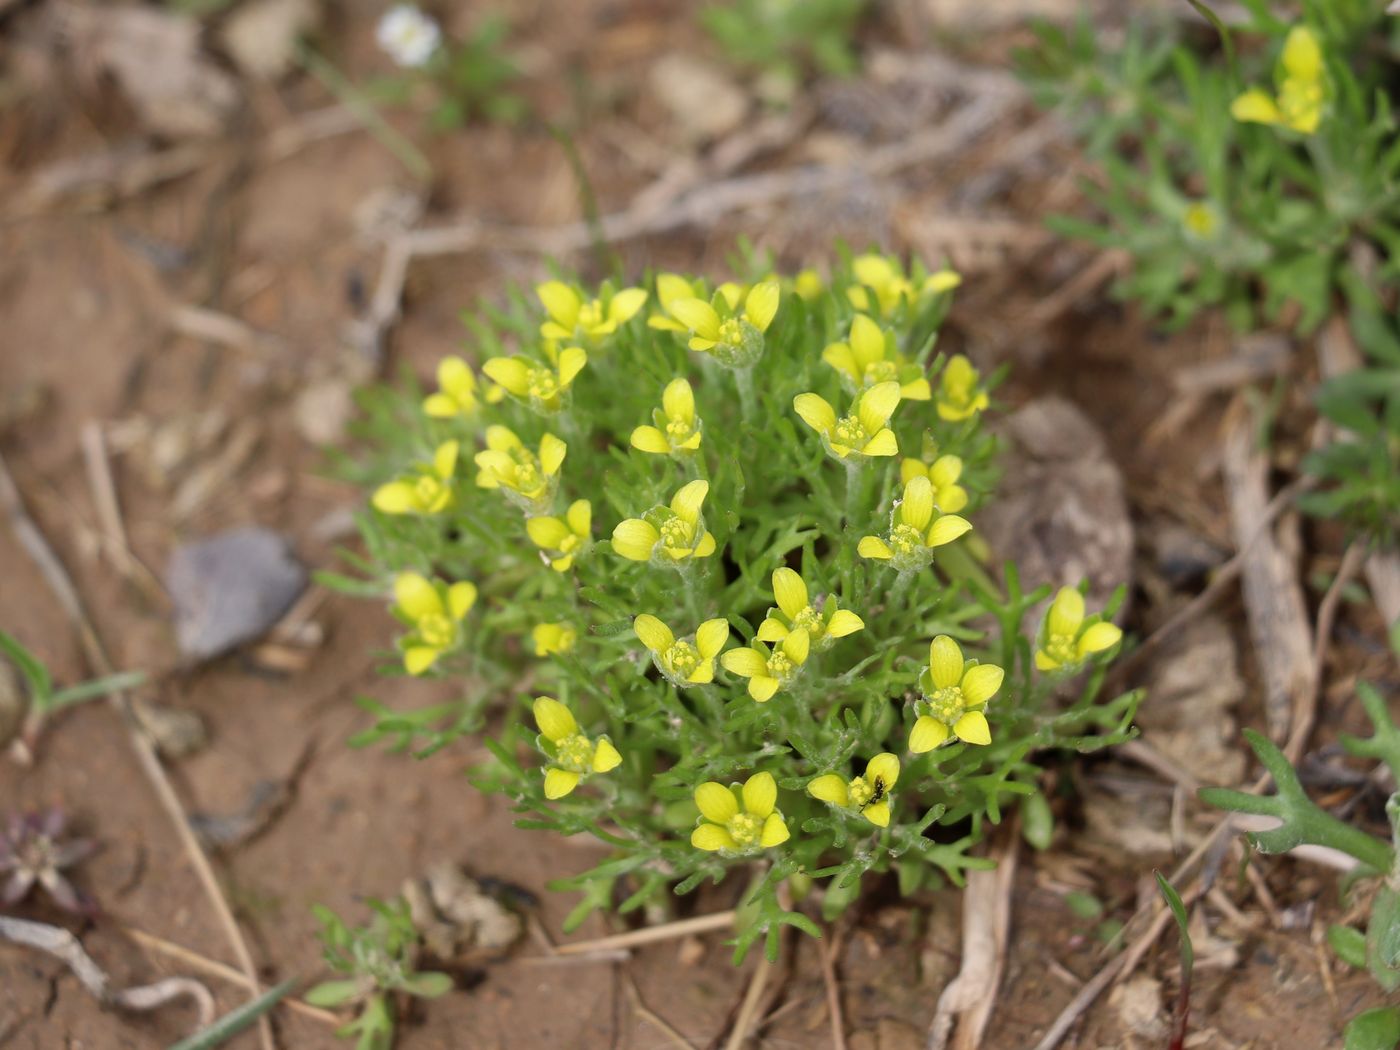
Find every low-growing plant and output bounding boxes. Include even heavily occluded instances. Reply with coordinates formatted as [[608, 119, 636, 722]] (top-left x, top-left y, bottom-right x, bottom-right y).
[[328, 251, 1138, 962], [306, 898, 452, 1050], [1203, 684, 1400, 1046], [701, 0, 868, 92]]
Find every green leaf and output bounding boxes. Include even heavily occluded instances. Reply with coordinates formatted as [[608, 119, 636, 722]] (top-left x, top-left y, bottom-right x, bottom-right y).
[[47, 670, 146, 711], [402, 971, 453, 999], [0, 630, 52, 702], [1369, 885, 1400, 991], [1345, 1007, 1400, 1050], [1329, 924, 1368, 969], [304, 979, 363, 1007], [1155, 870, 1194, 974], [167, 979, 296, 1050]]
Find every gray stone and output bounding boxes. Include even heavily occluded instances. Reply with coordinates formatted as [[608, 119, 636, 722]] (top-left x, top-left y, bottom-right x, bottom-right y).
[[167, 527, 306, 662]]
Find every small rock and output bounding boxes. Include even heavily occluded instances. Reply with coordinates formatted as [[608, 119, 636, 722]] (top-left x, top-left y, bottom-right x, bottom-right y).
[[166, 528, 307, 662], [648, 53, 748, 144], [1109, 975, 1167, 1040], [403, 863, 523, 962], [293, 378, 355, 448], [133, 697, 207, 758], [220, 0, 320, 81], [1149, 521, 1227, 588], [978, 397, 1134, 616]]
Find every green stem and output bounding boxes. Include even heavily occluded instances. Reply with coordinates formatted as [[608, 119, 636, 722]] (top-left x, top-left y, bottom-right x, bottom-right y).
[[843, 461, 862, 530], [735, 366, 757, 423]]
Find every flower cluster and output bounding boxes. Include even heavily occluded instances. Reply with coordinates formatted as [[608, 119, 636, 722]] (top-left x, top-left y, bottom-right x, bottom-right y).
[[1231, 26, 1327, 135]]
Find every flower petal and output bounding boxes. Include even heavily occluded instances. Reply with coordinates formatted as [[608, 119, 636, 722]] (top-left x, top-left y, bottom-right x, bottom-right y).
[[793, 393, 836, 435], [749, 676, 780, 702], [865, 753, 900, 789], [557, 346, 589, 387], [533, 697, 577, 742], [900, 458, 927, 485], [670, 479, 709, 524], [861, 429, 899, 457], [863, 801, 891, 828], [1230, 88, 1281, 125], [857, 536, 892, 559], [668, 297, 722, 341], [371, 481, 416, 514], [691, 823, 736, 852], [825, 609, 864, 638], [928, 635, 965, 689], [953, 710, 992, 746], [807, 774, 850, 807], [633, 614, 675, 653], [423, 392, 461, 418], [1047, 587, 1085, 638], [662, 377, 695, 423], [822, 342, 858, 381], [611, 518, 660, 561], [782, 628, 810, 666], [447, 582, 477, 620], [1077, 621, 1123, 657], [631, 425, 671, 454], [1281, 25, 1322, 82], [900, 378, 932, 401], [592, 737, 622, 773], [961, 664, 1004, 707], [759, 812, 790, 847], [433, 440, 459, 480], [687, 663, 714, 684], [772, 567, 808, 620], [694, 531, 717, 558], [656, 273, 694, 309], [394, 572, 443, 620], [482, 356, 530, 396], [544, 768, 581, 799], [485, 425, 520, 452], [527, 516, 571, 549], [539, 433, 567, 475], [537, 281, 579, 327], [899, 476, 935, 532], [909, 715, 949, 753], [744, 281, 780, 332], [721, 647, 768, 679], [695, 782, 740, 824], [608, 288, 648, 325], [742, 771, 777, 818], [404, 646, 440, 676], [858, 381, 901, 434], [756, 617, 788, 642], [926, 514, 972, 548], [848, 314, 884, 369], [695, 618, 730, 658], [566, 499, 591, 537]]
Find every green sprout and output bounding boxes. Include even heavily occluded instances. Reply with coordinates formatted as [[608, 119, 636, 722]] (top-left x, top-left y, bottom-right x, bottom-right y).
[[305, 899, 452, 1050]]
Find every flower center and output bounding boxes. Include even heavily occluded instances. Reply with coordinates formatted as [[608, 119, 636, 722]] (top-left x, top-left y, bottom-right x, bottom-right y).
[[718, 318, 745, 347], [527, 367, 559, 402], [890, 523, 925, 557], [1279, 78, 1322, 127], [727, 812, 762, 847], [863, 360, 898, 385], [417, 613, 455, 648], [665, 417, 695, 442], [556, 733, 594, 772], [663, 640, 700, 677], [832, 414, 867, 449], [1044, 633, 1077, 665], [508, 450, 543, 496], [927, 686, 967, 723], [577, 301, 606, 333], [414, 476, 445, 507], [790, 606, 823, 638], [767, 652, 795, 680], [848, 775, 875, 808], [660, 516, 694, 550]]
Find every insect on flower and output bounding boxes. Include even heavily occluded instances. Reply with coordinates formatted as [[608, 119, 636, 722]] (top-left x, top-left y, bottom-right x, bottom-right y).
[[755, 567, 863, 652], [630, 378, 702, 456], [666, 282, 781, 368], [633, 614, 729, 688], [532, 622, 577, 657], [691, 772, 789, 854], [794, 380, 902, 463], [720, 629, 810, 702], [910, 636, 1004, 751], [526, 499, 592, 572], [822, 313, 931, 401], [392, 572, 477, 675], [372, 441, 459, 516], [611, 480, 717, 566], [474, 427, 566, 513], [935, 355, 989, 423], [1035, 587, 1123, 672], [1231, 26, 1327, 135], [847, 253, 960, 316], [376, 4, 442, 68], [537, 281, 647, 344], [532, 697, 620, 799], [807, 753, 901, 827], [1, 808, 97, 914], [483, 346, 588, 416], [858, 475, 971, 573]]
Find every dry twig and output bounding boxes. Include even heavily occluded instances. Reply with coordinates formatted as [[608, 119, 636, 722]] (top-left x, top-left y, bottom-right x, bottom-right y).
[[723, 954, 771, 1050], [0, 451, 275, 1050], [817, 929, 849, 1050], [554, 910, 735, 956]]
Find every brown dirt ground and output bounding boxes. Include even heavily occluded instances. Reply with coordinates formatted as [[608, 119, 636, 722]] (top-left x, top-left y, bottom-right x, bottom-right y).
[[1, 2, 1396, 1048]]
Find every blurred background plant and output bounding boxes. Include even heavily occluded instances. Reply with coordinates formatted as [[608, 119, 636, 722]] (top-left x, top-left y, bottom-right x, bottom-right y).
[[702, 0, 869, 101]]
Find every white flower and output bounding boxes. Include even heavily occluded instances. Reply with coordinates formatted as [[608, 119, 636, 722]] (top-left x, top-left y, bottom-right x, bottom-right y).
[[376, 5, 442, 68]]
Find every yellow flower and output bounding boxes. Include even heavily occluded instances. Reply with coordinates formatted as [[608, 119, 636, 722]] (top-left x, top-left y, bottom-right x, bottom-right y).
[[900, 453, 968, 513], [1230, 26, 1326, 134], [794, 380, 901, 462], [423, 357, 483, 419], [935, 355, 989, 422], [909, 636, 1003, 752], [537, 281, 647, 343], [847, 253, 961, 315], [691, 771, 789, 853], [474, 427, 566, 512], [755, 567, 863, 652], [1035, 587, 1123, 672], [649, 274, 719, 332], [532, 622, 577, 657], [822, 314, 931, 401], [526, 499, 592, 572], [371, 440, 459, 515], [482, 346, 588, 415], [1182, 201, 1220, 242], [807, 753, 900, 828], [533, 696, 621, 799], [792, 268, 824, 302], [633, 614, 729, 687], [392, 572, 477, 675], [611, 479, 718, 565], [720, 629, 809, 702], [630, 378, 702, 456], [858, 475, 971, 571], [666, 281, 780, 367]]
